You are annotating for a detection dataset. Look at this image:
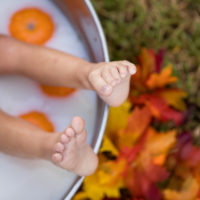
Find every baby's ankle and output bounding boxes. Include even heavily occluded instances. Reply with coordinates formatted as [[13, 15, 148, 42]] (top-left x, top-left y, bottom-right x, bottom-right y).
[[77, 62, 96, 90], [40, 132, 60, 160]]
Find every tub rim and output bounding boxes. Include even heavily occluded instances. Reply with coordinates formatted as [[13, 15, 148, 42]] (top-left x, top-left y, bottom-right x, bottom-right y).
[[64, 0, 109, 199]]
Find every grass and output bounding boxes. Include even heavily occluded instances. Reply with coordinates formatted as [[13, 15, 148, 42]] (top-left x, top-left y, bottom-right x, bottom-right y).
[[91, 0, 200, 130]]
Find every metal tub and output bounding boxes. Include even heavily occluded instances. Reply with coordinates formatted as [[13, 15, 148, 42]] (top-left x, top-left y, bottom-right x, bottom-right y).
[[53, 0, 109, 199], [0, 0, 109, 199]]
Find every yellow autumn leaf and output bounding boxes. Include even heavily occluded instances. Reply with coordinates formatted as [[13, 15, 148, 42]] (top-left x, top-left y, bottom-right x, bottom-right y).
[[146, 64, 178, 89], [160, 89, 187, 111], [97, 159, 126, 186], [100, 135, 119, 156], [106, 100, 131, 136]]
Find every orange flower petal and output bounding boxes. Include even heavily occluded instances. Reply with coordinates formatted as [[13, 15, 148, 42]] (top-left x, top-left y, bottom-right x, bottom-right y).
[[40, 85, 76, 97], [20, 111, 54, 132], [9, 7, 54, 45]]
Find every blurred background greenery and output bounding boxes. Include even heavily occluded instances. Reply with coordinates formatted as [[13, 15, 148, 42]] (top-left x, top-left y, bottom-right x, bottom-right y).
[[92, 0, 200, 131]]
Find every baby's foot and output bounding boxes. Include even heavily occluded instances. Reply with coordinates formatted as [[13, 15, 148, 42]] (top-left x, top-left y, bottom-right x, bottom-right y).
[[88, 60, 136, 107], [52, 116, 98, 176]]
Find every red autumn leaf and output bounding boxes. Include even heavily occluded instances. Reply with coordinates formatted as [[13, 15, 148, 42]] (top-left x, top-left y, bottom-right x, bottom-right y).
[[161, 106, 184, 125], [130, 65, 147, 93], [174, 132, 200, 167], [130, 49, 165, 94], [130, 94, 184, 125], [144, 161, 169, 182], [131, 48, 161, 93], [118, 132, 147, 165], [177, 137, 200, 167], [124, 163, 167, 200], [155, 49, 164, 73]]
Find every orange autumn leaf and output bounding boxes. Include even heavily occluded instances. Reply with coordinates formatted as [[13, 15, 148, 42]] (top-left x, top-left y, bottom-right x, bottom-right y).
[[124, 106, 152, 136], [146, 65, 177, 90], [145, 128, 176, 157], [194, 168, 200, 186], [143, 128, 176, 165], [9, 7, 54, 45], [153, 154, 167, 166], [20, 111, 54, 132], [40, 85, 76, 97], [164, 177, 199, 200], [159, 88, 187, 111], [138, 48, 157, 79], [117, 106, 152, 148]]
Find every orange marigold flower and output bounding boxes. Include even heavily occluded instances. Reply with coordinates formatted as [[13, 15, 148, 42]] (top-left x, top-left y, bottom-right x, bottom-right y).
[[40, 85, 76, 97], [9, 7, 54, 45], [20, 111, 54, 132]]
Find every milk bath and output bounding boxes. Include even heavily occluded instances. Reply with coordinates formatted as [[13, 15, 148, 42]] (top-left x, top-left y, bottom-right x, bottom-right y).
[[0, 0, 97, 199]]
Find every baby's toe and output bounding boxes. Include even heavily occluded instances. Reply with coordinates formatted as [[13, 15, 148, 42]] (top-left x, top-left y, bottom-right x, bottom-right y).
[[101, 84, 112, 96], [52, 153, 63, 163], [60, 134, 70, 143], [71, 116, 85, 135], [122, 61, 136, 75], [54, 142, 65, 152], [66, 127, 75, 138], [102, 68, 115, 86], [117, 64, 128, 78], [110, 67, 121, 82]]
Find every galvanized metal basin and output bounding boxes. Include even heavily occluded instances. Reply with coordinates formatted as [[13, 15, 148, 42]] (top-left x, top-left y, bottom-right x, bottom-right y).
[[53, 1, 109, 198], [0, 0, 109, 200]]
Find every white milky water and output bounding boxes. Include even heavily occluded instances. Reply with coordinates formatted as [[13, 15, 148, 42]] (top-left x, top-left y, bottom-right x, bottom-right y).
[[0, 1, 97, 199]]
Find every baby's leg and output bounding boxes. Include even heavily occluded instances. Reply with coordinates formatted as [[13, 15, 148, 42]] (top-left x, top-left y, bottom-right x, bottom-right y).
[[0, 35, 136, 107], [0, 34, 91, 89], [0, 110, 97, 176], [0, 109, 55, 158]]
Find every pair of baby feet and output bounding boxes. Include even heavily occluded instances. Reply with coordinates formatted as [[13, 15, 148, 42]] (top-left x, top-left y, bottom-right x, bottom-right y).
[[51, 61, 136, 176]]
